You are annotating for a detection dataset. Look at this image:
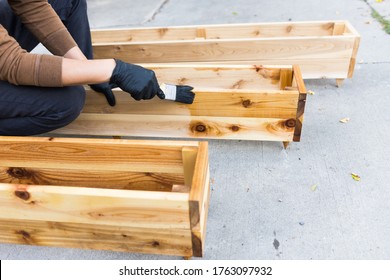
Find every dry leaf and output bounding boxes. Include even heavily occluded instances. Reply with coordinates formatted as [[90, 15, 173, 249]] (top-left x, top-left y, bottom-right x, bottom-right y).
[[311, 184, 318, 192], [351, 173, 361, 181], [307, 90, 315, 95], [340, 118, 350, 123]]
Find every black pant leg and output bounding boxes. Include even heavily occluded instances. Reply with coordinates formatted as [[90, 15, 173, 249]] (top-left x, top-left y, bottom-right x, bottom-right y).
[[0, 81, 85, 136]]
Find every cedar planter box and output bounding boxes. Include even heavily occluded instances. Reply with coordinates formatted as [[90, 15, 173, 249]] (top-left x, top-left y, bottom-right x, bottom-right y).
[[0, 137, 210, 258], [55, 64, 307, 147], [91, 20, 360, 84]]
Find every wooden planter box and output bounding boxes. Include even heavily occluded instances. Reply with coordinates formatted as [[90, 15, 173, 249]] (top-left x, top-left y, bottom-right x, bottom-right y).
[[91, 20, 360, 83], [0, 137, 210, 258], [54, 64, 307, 147]]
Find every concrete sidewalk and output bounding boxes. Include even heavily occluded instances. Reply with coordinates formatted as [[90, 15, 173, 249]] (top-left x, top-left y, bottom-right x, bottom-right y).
[[1, 0, 389, 260]]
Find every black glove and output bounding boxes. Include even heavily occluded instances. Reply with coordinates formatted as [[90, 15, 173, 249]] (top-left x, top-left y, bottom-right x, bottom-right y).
[[110, 59, 163, 101], [89, 82, 116, 106]]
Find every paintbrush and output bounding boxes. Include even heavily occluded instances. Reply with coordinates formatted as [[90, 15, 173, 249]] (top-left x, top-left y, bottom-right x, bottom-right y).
[[158, 83, 195, 104], [90, 83, 195, 106]]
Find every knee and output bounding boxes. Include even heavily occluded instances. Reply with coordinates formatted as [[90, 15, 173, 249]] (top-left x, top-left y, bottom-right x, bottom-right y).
[[50, 86, 86, 127]]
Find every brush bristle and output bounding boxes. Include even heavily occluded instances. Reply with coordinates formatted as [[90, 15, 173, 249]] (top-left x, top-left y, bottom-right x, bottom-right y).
[[175, 85, 195, 104]]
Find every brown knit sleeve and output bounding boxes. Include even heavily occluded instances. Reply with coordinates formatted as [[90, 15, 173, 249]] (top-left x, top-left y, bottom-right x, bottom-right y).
[[0, 26, 63, 87], [8, 0, 77, 56]]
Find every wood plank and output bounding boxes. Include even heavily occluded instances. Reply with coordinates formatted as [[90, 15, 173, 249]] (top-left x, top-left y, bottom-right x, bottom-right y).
[[292, 65, 307, 94], [0, 183, 190, 229], [55, 114, 296, 141], [162, 58, 351, 79], [279, 68, 293, 90], [332, 22, 346, 35], [348, 34, 361, 78], [146, 64, 286, 90], [0, 218, 193, 256], [182, 147, 198, 187], [91, 21, 346, 43], [292, 66, 307, 142], [191, 167, 210, 257], [93, 36, 356, 64], [0, 167, 184, 192], [0, 137, 187, 173], [189, 142, 208, 229], [85, 89, 299, 119]]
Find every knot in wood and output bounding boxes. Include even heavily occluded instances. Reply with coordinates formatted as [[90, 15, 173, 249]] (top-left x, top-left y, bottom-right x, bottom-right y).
[[151, 241, 160, 247], [242, 99, 252, 108], [7, 167, 31, 179], [17, 230, 31, 239], [195, 124, 207, 132], [15, 190, 31, 201], [230, 125, 240, 132], [285, 119, 297, 128]]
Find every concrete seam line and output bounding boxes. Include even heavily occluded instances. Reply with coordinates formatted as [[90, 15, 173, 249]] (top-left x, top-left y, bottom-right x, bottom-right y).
[[143, 0, 170, 24]]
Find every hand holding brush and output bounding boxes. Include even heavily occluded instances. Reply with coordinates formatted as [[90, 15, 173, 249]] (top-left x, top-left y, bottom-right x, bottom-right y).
[[90, 59, 195, 106]]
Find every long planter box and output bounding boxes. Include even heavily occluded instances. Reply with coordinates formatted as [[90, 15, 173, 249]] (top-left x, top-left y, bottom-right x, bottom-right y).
[[91, 20, 360, 81], [55, 64, 307, 146], [0, 137, 210, 258]]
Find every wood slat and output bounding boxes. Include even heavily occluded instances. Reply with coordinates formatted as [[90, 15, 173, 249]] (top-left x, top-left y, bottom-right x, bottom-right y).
[[55, 114, 296, 141], [189, 143, 208, 229], [191, 167, 210, 257], [91, 21, 347, 43], [93, 36, 356, 64], [0, 218, 193, 256], [182, 147, 198, 187], [0, 183, 190, 229], [292, 66, 307, 142], [189, 143, 209, 257], [146, 64, 285, 90], [0, 167, 184, 192], [0, 137, 187, 173], [159, 58, 352, 79], [85, 89, 299, 119]]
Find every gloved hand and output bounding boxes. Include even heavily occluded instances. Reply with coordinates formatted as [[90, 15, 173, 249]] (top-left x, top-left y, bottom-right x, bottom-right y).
[[110, 59, 164, 101], [89, 82, 116, 106]]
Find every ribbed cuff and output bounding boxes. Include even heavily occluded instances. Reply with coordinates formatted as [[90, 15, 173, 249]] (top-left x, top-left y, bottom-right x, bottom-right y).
[[42, 28, 77, 56]]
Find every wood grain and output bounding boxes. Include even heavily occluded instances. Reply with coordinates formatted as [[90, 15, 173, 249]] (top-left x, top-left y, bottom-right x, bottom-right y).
[[93, 36, 356, 64], [0, 183, 190, 229], [145, 64, 285, 90], [0, 218, 193, 256], [55, 114, 296, 141], [189, 143, 209, 257], [158, 58, 352, 79], [292, 65, 307, 142], [84, 88, 299, 119], [0, 137, 187, 173], [91, 21, 347, 43], [191, 167, 210, 257], [0, 166, 184, 192]]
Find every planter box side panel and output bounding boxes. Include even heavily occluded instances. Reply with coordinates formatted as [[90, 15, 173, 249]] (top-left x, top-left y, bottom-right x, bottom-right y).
[[91, 21, 347, 43], [0, 182, 192, 256], [0, 218, 193, 256]]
